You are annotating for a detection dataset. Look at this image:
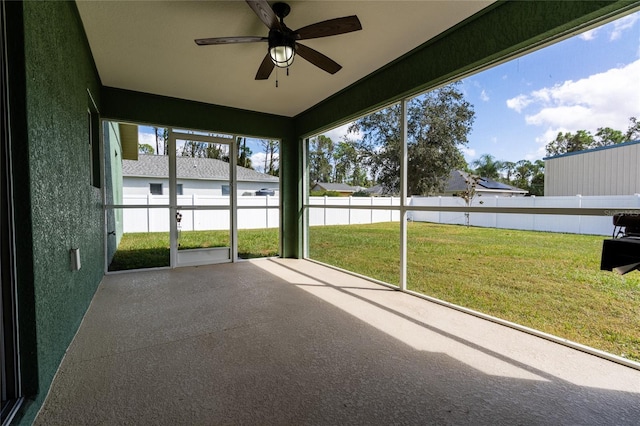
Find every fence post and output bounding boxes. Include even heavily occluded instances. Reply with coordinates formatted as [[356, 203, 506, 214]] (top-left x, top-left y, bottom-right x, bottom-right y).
[[371, 196, 374, 224], [265, 195, 269, 228], [577, 194, 582, 234], [324, 195, 327, 226], [147, 194, 151, 232], [532, 195, 536, 231], [390, 197, 394, 222], [192, 194, 196, 231], [348, 196, 352, 225]]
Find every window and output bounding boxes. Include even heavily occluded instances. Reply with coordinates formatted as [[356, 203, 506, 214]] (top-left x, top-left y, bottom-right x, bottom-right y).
[[176, 184, 183, 196], [88, 92, 100, 188], [221, 184, 230, 196], [149, 183, 162, 195]]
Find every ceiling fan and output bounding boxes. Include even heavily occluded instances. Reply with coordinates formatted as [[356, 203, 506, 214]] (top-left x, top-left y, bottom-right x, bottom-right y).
[[195, 0, 362, 80]]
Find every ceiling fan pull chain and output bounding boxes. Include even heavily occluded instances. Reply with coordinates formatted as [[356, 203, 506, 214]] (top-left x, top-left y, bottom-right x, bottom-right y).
[[286, 67, 289, 76], [276, 67, 279, 88]]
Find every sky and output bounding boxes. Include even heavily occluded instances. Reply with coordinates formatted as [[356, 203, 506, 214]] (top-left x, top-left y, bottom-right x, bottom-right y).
[[322, 10, 640, 165], [138, 10, 640, 171]]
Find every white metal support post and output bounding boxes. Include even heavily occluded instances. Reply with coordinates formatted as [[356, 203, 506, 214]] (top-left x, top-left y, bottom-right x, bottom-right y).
[[168, 130, 178, 267], [399, 98, 408, 291], [231, 136, 238, 262], [302, 137, 310, 259]]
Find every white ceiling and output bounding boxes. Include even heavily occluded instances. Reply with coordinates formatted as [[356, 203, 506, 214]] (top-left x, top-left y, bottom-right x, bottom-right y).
[[77, 1, 494, 117]]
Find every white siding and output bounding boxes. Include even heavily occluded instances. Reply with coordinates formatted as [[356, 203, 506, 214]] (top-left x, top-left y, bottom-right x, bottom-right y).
[[122, 177, 278, 197], [545, 142, 640, 196]]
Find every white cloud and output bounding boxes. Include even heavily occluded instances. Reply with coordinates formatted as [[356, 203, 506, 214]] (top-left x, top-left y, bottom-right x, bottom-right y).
[[610, 12, 639, 41], [480, 90, 490, 102], [522, 59, 640, 132], [508, 59, 640, 160], [506, 94, 532, 113], [461, 147, 476, 160], [138, 132, 156, 148], [579, 28, 598, 41], [577, 11, 639, 42], [250, 152, 279, 174], [320, 122, 361, 142]]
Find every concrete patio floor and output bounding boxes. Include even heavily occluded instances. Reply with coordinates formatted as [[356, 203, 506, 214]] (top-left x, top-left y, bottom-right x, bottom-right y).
[[35, 259, 640, 425]]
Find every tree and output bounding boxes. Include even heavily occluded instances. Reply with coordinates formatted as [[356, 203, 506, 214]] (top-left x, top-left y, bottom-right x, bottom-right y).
[[309, 135, 335, 184], [625, 117, 640, 141], [594, 127, 625, 147], [472, 154, 502, 180], [545, 118, 638, 157], [332, 139, 368, 186], [501, 161, 517, 182], [181, 140, 207, 157], [259, 139, 278, 176], [454, 172, 483, 226], [512, 159, 534, 190], [545, 130, 594, 156], [529, 159, 545, 196], [349, 82, 474, 195], [238, 138, 253, 169], [138, 143, 154, 155]]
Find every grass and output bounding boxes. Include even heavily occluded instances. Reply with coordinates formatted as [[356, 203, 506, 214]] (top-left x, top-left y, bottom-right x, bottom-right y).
[[109, 222, 640, 362], [309, 222, 640, 362], [108, 228, 279, 271]]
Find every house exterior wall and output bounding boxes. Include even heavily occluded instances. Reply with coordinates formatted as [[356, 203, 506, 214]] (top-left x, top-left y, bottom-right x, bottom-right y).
[[123, 177, 278, 197], [545, 142, 640, 196], [15, 2, 105, 423], [104, 121, 124, 261]]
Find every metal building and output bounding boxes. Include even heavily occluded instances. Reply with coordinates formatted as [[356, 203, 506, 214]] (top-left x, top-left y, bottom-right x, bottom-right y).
[[544, 140, 640, 196]]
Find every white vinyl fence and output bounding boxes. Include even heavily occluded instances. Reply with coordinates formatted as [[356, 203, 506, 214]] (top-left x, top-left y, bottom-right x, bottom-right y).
[[308, 196, 402, 225], [122, 194, 280, 233], [409, 194, 640, 236], [121, 194, 640, 236]]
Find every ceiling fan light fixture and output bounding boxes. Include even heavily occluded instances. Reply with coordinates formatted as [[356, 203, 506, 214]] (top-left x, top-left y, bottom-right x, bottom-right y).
[[268, 30, 295, 68], [270, 45, 294, 68]]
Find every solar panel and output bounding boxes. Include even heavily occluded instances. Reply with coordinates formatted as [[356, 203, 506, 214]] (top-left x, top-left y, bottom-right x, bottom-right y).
[[478, 178, 514, 190]]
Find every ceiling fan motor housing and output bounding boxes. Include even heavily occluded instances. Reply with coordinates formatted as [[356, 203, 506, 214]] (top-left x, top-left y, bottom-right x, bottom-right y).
[[272, 2, 291, 19]]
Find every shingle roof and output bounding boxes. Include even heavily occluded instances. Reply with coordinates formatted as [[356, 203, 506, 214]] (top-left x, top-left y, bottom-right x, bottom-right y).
[[313, 182, 360, 192], [122, 155, 279, 183], [444, 170, 527, 193]]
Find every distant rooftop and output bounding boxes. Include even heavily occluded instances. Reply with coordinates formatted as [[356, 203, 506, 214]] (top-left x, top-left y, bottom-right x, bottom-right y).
[[312, 182, 362, 192], [445, 170, 527, 194], [123, 155, 279, 183]]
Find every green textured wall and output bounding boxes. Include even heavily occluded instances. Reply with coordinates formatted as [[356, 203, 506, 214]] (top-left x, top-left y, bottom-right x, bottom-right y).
[[17, 2, 104, 423]]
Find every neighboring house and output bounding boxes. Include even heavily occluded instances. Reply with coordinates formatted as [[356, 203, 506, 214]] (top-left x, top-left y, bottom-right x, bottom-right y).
[[365, 184, 387, 196], [311, 182, 362, 196], [544, 140, 640, 196], [443, 170, 528, 197], [122, 155, 279, 196]]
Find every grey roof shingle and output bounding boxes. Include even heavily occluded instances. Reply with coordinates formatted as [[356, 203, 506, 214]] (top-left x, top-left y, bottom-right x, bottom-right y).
[[312, 182, 360, 192], [122, 155, 279, 183], [444, 170, 527, 193]]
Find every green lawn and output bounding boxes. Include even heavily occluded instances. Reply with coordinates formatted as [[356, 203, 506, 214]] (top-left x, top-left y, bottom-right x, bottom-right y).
[[108, 228, 279, 271], [309, 222, 640, 362], [109, 222, 640, 362]]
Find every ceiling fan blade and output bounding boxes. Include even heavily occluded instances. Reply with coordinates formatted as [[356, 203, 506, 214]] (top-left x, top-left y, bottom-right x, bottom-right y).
[[195, 36, 267, 46], [255, 53, 275, 80], [294, 16, 362, 40], [295, 43, 342, 74], [246, 0, 280, 30]]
